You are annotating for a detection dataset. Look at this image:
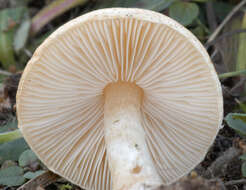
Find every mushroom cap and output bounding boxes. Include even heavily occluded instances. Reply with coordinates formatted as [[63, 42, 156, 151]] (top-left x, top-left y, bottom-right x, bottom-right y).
[[17, 8, 223, 190]]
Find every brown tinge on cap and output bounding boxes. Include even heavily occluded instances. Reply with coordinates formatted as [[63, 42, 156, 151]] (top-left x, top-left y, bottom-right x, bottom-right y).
[[17, 8, 223, 190]]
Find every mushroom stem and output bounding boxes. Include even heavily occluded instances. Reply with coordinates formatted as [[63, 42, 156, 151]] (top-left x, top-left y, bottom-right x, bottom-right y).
[[104, 82, 163, 190]]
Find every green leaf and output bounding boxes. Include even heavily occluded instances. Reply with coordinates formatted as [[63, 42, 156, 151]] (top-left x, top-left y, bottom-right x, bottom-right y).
[[240, 153, 246, 161], [0, 166, 25, 186], [225, 113, 246, 137], [0, 7, 26, 69], [212, 2, 233, 21], [0, 138, 29, 164], [192, 0, 208, 2], [169, 2, 199, 26], [242, 162, 246, 177], [59, 184, 73, 190], [0, 118, 18, 133], [191, 26, 205, 41], [9, 0, 33, 7], [19, 149, 38, 167], [235, 99, 246, 113], [23, 170, 45, 179], [1, 160, 17, 170], [136, 0, 175, 12], [13, 15, 31, 53], [240, 103, 246, 113]]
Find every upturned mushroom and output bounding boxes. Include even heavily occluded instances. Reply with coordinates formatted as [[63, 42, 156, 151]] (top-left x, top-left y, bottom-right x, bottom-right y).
[[16, 8, 223, 190]]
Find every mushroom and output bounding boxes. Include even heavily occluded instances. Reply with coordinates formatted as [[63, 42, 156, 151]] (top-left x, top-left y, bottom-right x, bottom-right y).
[[16, 8, 223, 190]]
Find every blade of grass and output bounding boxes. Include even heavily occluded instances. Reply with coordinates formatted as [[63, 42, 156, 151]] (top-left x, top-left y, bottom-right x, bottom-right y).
[[0, 7, 26, 69], [219, 69, 246, 79], [0, 129, 22, 144], [236, 12, 246, 71], [31, 0, 89, 36]]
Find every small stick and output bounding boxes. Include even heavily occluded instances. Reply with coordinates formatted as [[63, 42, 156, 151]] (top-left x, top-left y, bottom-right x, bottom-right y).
[[205, 28, 246, 49], [0, 69, 11, 76], [207, 0, 246, 43], [17, 171, 60, 190], [225, 179, 246, 186]]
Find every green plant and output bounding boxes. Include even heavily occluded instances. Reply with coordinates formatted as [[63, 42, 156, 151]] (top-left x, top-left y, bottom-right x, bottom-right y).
[[0, 166, 26, 186], [0, 148, 44, 187], [225, 113, 246, 177]]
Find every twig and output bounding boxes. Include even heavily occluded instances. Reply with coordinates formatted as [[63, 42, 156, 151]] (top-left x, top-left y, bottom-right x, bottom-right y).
[[207, 0, 246, 44], [230, 77, 246, 96], [24, 48, 32, 58], [225, 179, 246, 186], [0, 69, 11, 76], [17, 170, 60, 190], [206, 28, 246, 49]]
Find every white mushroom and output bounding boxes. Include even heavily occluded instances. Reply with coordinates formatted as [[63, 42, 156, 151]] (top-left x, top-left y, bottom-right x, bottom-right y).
[[16, 8, 223, 190]]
